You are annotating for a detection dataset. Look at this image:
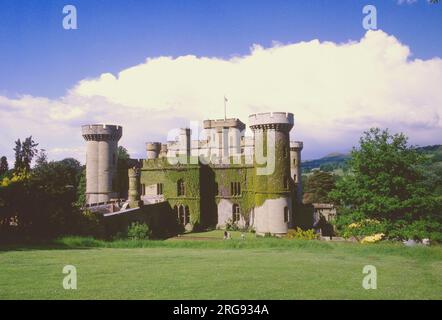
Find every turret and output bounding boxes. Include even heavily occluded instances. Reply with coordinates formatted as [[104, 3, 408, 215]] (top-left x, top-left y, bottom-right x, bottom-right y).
[[128, 167, 142, 208], [146, 142, 161, 159], [82, 124, 122, 205], [178, 128, 191, 157], [290, 141, 303, 204], [249, 112, 294, 236], [159, 144, 168, 158]]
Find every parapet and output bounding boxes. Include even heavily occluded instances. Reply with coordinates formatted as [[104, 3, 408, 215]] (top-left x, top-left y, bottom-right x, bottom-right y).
[[290, 141, 303, 151], [82, 124, 122, 141], [248, 112, 294, 131], [146, 142, 161, 152], [203, 118, 246, 131]]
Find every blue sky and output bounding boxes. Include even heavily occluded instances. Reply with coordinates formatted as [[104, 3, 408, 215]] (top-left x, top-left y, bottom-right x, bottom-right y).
[[1, 0, 441, 98], [0, 0, 442, 161]]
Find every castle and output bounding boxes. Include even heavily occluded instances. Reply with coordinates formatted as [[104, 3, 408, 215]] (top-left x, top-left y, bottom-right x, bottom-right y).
[[82, 112, 303, 236]]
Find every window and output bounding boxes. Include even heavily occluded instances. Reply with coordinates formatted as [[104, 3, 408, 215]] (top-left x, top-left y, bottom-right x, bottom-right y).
[[141, 184, 146, 196], [283, 176, 289, 189], [177, 205, 190, 226], [177, 179, 185, 196], [214, 182, 219, 195], [185, 205, 190, 225], [284, 207, 289, 223], [178, 205, 185, 225], [157, 183, 163, 195], [232, 204, 241, 222], [230, 182, 241, 196]]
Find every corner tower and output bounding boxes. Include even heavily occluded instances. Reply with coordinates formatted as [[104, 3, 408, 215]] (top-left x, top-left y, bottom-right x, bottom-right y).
[[249, 112, 294, 236], [290, 141, 303, 204], [82, 124, 122, 205]]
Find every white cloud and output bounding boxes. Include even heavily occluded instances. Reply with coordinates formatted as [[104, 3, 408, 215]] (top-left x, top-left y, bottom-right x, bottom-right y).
[[1, 30, 442, 162]]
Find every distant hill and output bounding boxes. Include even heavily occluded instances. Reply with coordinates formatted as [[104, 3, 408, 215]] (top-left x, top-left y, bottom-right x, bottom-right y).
[[301, 144, 442, 174], [301, 153, 350, 173]]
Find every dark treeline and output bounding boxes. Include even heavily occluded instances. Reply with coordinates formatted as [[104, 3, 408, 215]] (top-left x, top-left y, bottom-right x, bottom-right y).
[[0, 137, 132, 243]]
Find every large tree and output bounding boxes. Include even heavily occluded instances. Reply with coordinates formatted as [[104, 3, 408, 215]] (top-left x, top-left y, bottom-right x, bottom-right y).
[[303, 171, 336, 204], [0, 156, 8, 177], [330, 128, 442, 240], [13, 136, 38, 173]]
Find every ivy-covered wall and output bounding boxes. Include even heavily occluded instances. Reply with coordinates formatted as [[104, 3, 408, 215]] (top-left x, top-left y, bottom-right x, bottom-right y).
[[253, 129, 292, 207], [140, 158, 201, 226], [137, 131, 294, 230]]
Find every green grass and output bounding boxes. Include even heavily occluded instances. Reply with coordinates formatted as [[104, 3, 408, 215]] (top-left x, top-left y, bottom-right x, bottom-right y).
[[0, 235, 441, 299], [178, 229, 248, 239]]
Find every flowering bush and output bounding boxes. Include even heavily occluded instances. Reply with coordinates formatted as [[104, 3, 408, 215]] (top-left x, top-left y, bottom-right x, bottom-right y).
[[361, 233, 385, 244], [341, 218, 388, 241], [286, 227, 318, 240]]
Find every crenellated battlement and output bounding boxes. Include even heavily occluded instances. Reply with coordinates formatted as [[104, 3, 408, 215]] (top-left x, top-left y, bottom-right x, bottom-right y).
[[82, 124, 122, 141], [248, 112, 294, 131], [290, 141, 303, 151]]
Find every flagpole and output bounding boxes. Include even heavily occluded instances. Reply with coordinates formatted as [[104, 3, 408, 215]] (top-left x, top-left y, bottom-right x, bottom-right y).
[[224, 95, 227, 120]]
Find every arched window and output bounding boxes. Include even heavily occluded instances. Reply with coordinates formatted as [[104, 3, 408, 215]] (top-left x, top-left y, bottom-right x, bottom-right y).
[[178, 205, 185, 225], [177, 179, 185, 196], [232, 204, 241, 222], [284, 207, 289, 223], [185, 205, 190, 225]]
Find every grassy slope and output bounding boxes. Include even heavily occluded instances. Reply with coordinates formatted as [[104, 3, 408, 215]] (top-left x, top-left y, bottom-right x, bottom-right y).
[[0, 237, 441, 300]]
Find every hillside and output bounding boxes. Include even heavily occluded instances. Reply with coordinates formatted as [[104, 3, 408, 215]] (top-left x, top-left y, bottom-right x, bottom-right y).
[[301, 144, 442, 174], [301, 153, 350, 173]]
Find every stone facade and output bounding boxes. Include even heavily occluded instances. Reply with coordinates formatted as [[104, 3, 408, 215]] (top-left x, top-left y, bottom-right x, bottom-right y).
[[82, 124, 122, 205], [83, 112, 303, 235]]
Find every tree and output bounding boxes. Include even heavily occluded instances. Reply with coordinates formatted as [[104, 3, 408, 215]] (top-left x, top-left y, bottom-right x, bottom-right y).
[[0, 156, 8, 176], [0, 157, 84, 241], [303, 171, 336, 204], [330, 128, 442, 240], [34, 149, 48, 168], [116, 146, 130, 198], [13, 136, 38, 173]]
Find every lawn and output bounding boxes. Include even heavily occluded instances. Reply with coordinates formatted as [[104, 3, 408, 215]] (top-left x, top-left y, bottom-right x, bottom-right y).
[[0, 235, 441, 299]]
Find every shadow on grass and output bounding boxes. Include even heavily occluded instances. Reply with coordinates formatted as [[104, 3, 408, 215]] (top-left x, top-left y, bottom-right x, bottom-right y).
[[1, 236, 441, 262]]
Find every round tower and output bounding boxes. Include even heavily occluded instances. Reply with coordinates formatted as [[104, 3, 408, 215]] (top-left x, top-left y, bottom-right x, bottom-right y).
[[128, 167, 142, 208], [290, 141, 303, 204], [249, 112, 294, 236], [159, 144, 168, 158], [82, 124, 122, 205], [146, 142, 161, 159]]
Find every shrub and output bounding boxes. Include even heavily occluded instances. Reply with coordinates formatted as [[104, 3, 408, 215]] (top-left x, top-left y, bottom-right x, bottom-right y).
[[360, 233, 385, 244], [340, 218, 388, 240], [225, 218, 239, 231], [127, 222, 151, 240], [77, 209, 104, 238], [286, 227, 318, 240]]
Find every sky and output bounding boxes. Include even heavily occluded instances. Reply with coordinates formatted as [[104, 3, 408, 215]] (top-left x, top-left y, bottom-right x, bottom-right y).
[[0, 0, 441, 163]]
